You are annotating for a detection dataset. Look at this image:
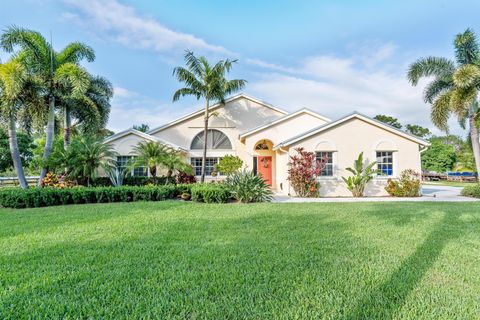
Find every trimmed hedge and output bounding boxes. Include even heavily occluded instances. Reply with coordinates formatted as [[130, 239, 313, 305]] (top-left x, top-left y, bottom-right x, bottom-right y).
[[0, 183, 231, 208], [461, 184, 480, 198], [90, 176, 176, 187], [190, 184, 231, 203]]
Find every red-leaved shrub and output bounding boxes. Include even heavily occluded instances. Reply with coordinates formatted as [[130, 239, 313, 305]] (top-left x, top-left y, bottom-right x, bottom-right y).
[[287, 148, 328, 197]]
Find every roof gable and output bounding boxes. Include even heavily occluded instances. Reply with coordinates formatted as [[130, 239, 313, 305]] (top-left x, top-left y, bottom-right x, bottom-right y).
[[273, 112, 430, 149], [104, 129, 185, 151], [148, 93, 288, 135], [239, 108, 331, 140]]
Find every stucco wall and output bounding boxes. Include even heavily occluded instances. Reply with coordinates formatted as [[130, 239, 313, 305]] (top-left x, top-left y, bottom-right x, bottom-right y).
[[281, 118, 422, 197], [107, 134, 150, 156]]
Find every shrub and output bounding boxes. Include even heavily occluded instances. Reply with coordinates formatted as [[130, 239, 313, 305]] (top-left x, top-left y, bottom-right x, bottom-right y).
[[287, 148, 327, 197], [385, 169, 421, 197], [342, 152, 377, 197], [41, 172, 76, 188], [190, 184, 231, 203], [461, 184, 480, 198], [225, 170, 272, 203], [90, 176, 175, 187], [216, 155, 243, 175], [0, 185, 185, 209], [176, 171, 196, 184]]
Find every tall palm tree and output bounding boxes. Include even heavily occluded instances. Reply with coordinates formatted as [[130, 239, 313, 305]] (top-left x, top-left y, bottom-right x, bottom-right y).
[[130, 141, 171, 183], [61, 75, 113, 140], [1, 26, 95, 183], [408, 29, 480, 174], [0, 59, 41, 188], [172, 51, 246, 182]]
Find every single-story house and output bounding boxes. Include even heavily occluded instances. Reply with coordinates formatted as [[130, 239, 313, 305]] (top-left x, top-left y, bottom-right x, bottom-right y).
[[105, 93, 430, 197]]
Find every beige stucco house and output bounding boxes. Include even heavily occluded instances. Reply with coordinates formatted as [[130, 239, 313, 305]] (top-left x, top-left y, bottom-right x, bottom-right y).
[[105, 93, 430, 197]]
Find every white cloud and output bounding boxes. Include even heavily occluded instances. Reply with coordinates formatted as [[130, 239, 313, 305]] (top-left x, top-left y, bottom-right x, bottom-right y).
[[113, 86, 137, 98], [63, 0, 230, 55], [247, 43, 464, 136], [108, 87, 197, 132]]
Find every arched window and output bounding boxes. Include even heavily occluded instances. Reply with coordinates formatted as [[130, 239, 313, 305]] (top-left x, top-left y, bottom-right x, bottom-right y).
[[191, 129, 232, 150]]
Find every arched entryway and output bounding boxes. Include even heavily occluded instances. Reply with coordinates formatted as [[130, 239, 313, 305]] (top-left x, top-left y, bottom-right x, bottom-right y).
[[252, 139, 275, 186]]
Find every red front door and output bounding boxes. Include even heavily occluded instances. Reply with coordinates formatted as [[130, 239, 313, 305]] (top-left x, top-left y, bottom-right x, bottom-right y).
[[257, 156, 272, 186]]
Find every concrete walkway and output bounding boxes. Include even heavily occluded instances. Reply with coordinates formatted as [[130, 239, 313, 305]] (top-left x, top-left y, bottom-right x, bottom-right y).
[[273, 185, 480, 203]]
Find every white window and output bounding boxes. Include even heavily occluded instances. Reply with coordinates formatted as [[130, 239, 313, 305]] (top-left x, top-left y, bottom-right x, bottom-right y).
[[116, 156, 147, 177], [191, 130, 232, 150], [190, 157, 220, 176], [316, 151, 334, 176], [376, 151, 393, 176]]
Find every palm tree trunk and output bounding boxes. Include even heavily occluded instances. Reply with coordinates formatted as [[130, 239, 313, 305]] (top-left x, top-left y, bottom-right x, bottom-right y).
[[64, 105, 71, 150], [8, 114, 28, 189], [38, 95, 55, 186], [200, 98, 209, 183], [469, 114, 480, 178]]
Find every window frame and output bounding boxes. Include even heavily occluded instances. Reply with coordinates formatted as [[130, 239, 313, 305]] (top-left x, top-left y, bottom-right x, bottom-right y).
[[316, 151, 335, 177], [190, 157, 221, 177], [376, 151, 394, 177], [190, 129, 232, 150], [116, 155, 147, 177]]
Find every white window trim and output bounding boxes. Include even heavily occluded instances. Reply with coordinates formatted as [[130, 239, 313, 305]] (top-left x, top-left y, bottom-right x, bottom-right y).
[[316, 150, 338, 180], [374, 150, 398, 179]]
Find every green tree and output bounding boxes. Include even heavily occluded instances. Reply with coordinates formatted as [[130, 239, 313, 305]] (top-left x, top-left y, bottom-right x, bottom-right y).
[[67, 136, 117, 186], [373, 114, 402, 129], [130, 141, 170, 183], [421, 139, 456, 172], [216, 155, 243, 175], [161, 152, 193, 179], [405, 124, 431, 139], [0, 128, 34, 172], [172, 51, 246, 182], [61, 75, 113, 141], [408, 28, 480, 174], [133, 124, 149, 132], [1, 26, 95, 183], [0, 59, 41, 188]]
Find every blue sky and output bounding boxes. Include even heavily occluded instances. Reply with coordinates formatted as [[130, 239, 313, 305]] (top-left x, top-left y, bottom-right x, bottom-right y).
[[1, 0, 480, 135]]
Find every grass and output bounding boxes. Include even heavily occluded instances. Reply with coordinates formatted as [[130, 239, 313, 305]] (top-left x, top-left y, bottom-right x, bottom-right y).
[[423, 181, 478, 188], [1, 202, 480, 319]]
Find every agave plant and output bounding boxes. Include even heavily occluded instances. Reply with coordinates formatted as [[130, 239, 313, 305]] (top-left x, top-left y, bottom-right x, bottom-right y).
[[342, 152, 377, 197], [225, 170, 273, 203], [106, 166, 126, 187]]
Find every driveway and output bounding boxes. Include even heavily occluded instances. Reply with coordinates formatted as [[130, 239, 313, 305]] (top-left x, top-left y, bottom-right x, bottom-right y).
[[273, 185, 479, 203]]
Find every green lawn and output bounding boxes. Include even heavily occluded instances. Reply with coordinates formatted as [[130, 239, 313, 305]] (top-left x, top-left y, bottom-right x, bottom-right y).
[[1, 202, 479, 319], [423, 181, 478, 188]]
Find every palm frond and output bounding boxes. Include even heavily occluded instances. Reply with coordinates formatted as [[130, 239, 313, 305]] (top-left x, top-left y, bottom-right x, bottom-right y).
[[431, 91, 453, 131], [54, 63, 90, 98], [183, 50, 204, 78], [407, 57, 455, 85], [454, 28, 480, 65], [172, 87, 201, 102], [423, 77, 453, 103], [450, 87, 477, 119], [453, 64, 480, 88], [56, 42, 95, 65]]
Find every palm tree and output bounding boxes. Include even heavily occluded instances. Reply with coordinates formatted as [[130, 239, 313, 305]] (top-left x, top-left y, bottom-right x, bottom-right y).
[[408, 29, 480, 174], [0, 59, 41, 189], [1, 26, 95, 183], [172, 51, 246, 182], [133, 123, 149, 132], [161, 151, 193, 179], [68, 136, 117, 186], [62, 75, 113, 140], [130, 141, 171, 183]]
